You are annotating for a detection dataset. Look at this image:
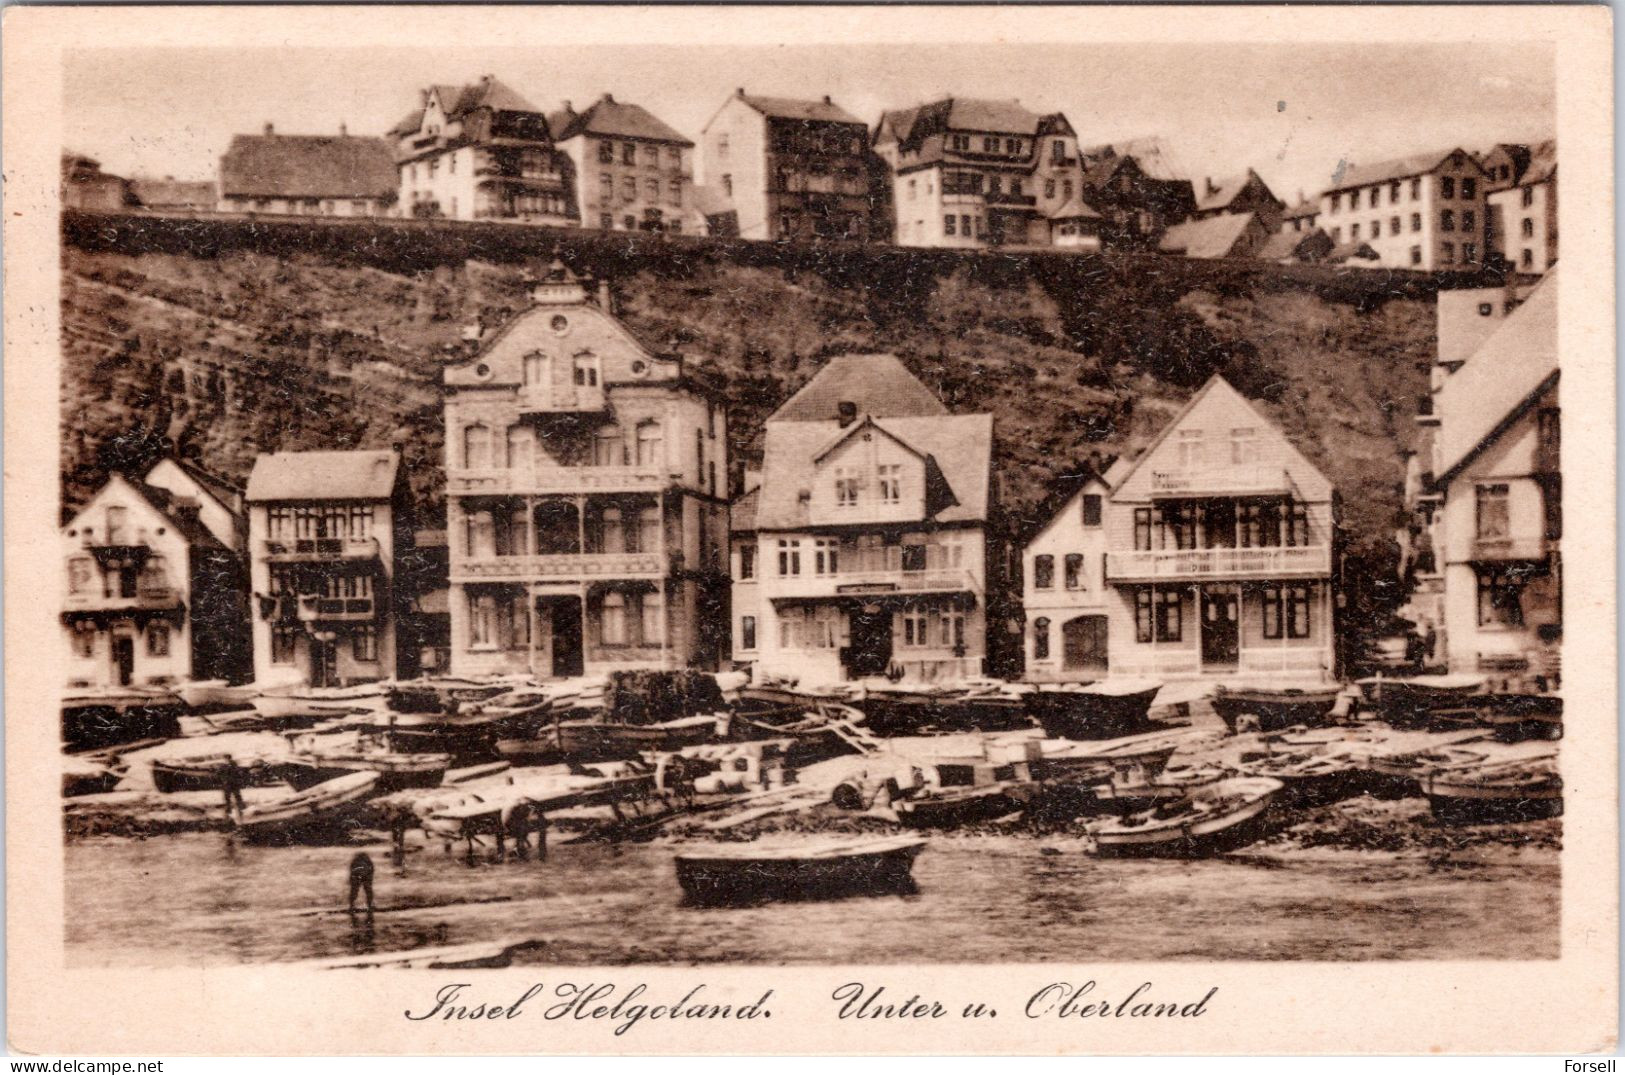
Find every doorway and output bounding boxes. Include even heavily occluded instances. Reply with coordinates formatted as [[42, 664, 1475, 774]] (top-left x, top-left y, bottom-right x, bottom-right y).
[[111, 635, 135, 687], [845, 605, 893, 678], [1062, 615, 1109, 677], [550, 598, 584, 678], [310, 638, 337, 687], [1200, 588, 1240, 668]]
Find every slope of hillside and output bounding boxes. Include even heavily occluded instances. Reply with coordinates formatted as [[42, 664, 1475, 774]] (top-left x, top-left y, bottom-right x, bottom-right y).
[[60, 216, 1436, 634]]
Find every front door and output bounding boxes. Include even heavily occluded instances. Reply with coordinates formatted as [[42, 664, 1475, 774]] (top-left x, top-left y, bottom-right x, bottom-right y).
[[310, 638, 337, 687], [111, 636, 135, 687], [550, 599, 584, 678], [1201, 588, 1240, 668], [846, 605, 893, 678], [1062, 615, 1109, 677]]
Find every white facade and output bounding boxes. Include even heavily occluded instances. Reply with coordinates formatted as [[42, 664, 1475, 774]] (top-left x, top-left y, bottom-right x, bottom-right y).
[[1319, 150, 1489, 270], [1021, 479, 1112, 682], [1488, 176, 1558, 275]]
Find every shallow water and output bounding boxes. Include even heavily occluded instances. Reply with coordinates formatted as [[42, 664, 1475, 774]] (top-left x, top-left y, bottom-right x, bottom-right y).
[[65, 831, 1559, 965]]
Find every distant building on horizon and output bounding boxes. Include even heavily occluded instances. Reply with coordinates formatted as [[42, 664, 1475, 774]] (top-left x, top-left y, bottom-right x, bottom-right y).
[[1487, 139, 1557, 274], [1318, 147, 1489, 271], [550, 94, 701, 234], [61, 152, 132, 212], [218, 124, 397, 217]]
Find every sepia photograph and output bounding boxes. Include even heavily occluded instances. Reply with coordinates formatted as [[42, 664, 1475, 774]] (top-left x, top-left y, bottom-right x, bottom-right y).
[[5, 3, 1616, 1057]]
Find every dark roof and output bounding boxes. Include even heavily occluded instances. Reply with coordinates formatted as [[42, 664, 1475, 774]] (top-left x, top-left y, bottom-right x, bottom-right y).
[[736, 92, 863, 126], [219, 134, 397, 200], [730, 487, 760, 532], [1048, 194, 1101, 220], [1325, 240, 1381, 263], [128, 177, 216, 209], [391, 78, 544, 137], [166, 457, 243, 510], [1518, 139, 1557, 187], [1158, 212, 1259, 259], [768, 354, 950, 423], [1257, 228, 1332, 262], [1196, 169, 1279, 214], [246, 450, 400, 502], [549, 94, 692, 146], [1328, 147, 1481, 192], [1282, 198, 1320, 220], [1018, 463, 1111, 546], [878, 97, 1056, 155], [133, 481, 227, 550]]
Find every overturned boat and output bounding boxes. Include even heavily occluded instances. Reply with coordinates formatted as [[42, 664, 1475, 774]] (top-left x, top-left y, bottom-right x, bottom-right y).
[[674, 835, 927, 905], [1025, 680, 1164, 740]]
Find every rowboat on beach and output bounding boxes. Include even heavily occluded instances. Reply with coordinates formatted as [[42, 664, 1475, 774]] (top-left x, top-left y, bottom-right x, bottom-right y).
[[554, 714, 722, 760], [1423, 760, 1563, 825], [1210, 684, 1342, 733], [234, 771, 381, 842], [1025, 680, 1164, 740], [1354, 674, 1486, 726], [62, 754, 126, 797], [673, 835, 928, 905], [150, 753, 285, 794], [280, 751, 452, 792], [176, 680, 260, 709], [1089, 777, 1283, 858]]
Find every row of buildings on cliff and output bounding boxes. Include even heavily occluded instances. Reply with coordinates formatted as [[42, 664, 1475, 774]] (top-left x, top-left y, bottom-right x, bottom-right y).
[[59, 263, 1560, 698], [63, 75, 1558, 272]]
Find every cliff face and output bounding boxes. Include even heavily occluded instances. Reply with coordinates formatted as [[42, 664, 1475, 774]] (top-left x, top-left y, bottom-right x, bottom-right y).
[[60, 215, 1435, 621]]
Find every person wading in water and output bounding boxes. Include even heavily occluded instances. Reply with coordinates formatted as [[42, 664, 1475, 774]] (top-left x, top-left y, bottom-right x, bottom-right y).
[[347, 851, 376, 916], [220, 756, 247, 823]]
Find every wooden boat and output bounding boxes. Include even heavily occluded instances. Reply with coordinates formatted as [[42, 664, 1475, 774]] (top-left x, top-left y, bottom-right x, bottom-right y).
[[176, 680, 259, 709], [1026, 680, 1164, 740], [443, 761, 511, 785], [1424, 761, 1562, 824], [1210, 684, 1341, 733], [894, 781, 1035, 828], [1430, 692, 1563, 742], [673, 835, 928, 905], [1090, 777, 1283, 857], [235, 771, 381, 842], [62, 754, 125, 797], [61, 687, 183, 750], [1355, 674, 1486, 726], [250, 693, 364, 723], [387, 676, 522, 715], [555, 714, 720, 760], [1240, 748, 1368, 808], [151, 753, 285, 794], [281, 751, 452, 792], [492, 735, 560, 765]]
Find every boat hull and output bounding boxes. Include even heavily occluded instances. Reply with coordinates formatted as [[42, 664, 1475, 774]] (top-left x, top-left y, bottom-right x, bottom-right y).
[[1092, 779, 1281, 858], [1424, 774, 1563, 825], [1211, 688, 1339, 734], [556, 719, 717, 761], [674, 839, 926, 905], [1027, 686, 1161, 740], [235, 772, 382, 844]]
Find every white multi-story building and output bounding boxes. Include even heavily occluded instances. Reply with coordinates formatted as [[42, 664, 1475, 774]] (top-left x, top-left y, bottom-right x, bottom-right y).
[[1487, 140, 1557, 274], [1019, 467, 1115, 682], [551, 94, 703, 234], [245, 450, 411, 687], [1319, 148, 1489, 270], [442, 263, 730, 677], [731, 354, 998, 684]]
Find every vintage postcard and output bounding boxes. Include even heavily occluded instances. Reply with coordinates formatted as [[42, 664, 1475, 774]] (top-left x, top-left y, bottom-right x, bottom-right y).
[[4, 3, 1616, 1056]]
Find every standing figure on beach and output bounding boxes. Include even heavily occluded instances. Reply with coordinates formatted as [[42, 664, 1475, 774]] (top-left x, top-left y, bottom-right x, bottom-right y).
[[220, 757, 247, 823], [347, 851, 375, 915]]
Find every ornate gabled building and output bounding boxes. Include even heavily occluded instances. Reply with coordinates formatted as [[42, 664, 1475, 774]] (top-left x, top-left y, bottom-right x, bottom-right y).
[[441, 263, 730, 677]]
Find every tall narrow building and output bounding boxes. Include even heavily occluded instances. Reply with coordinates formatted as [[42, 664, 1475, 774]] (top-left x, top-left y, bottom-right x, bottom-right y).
[[442, 262, 730, 677]]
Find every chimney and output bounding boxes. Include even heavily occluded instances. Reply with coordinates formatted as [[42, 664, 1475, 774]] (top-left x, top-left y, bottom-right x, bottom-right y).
[[339, 122, 348, 137], [391, 440, 405, 456], [263, 122, 274, 137], [822, 95, 832, 105], [562, 100, 573, 114], [598, 279, 613, 312], [837, 401, 858, 427], [603, 93, 615, 105], [736, 87, 746, 97]]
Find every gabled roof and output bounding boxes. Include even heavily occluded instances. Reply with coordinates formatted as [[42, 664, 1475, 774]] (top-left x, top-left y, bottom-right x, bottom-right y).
[[768, 354, 950, 423], [246, 450, 401, 503], [1518, 139, 1557, 188], [811, 413, 926, 465], [1435, 271, 1559, 484], [219, 134, 397, 200], [442, 78, 540, 118], [730, 486, 760, 533], [1019, 463, 1111, 547], [1282, 198, 1320, 221], [549, 94, 693, 146], [753, 413, 993, 529], [1328, 147, 1482, 192], [1257, 228, 1331, 263], [1158, 211, 1259, 259], [69, 473, 225, 551], [732, 92, 864, 126], [876, 97, 1051, 153], [1048, 194, 1101, 220], [1197, 169, 1280, 214], [128, 177, 216, 209], [1079, 137, 1190, 182]]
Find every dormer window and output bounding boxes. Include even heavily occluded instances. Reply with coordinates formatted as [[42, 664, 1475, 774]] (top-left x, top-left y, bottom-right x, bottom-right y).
[[835, 467, 860, 507], [572, 354, 598, 387], [877, 464, 902, 504], [1177, 430, 1203, 468]]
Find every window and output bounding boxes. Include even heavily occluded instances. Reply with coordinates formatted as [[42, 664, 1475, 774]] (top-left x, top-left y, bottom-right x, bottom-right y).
[[462, 424, 492, 469], [1005, 138, 1019, 154], [1082, 494, 1102, 527], [902, 607, 931, 648], [1230, 427, 1258, 464], [961, 215, 972, 238], [352, 626, 377, 662], [146, 623, 169, 657], [951, 134, 969, 152], [1440, 209, 1454, 232], [643, 145, 659, 166], [640, 594, 661, 646], [716, 133, 729, 156], [989, 176, 1002, 195], [943, 214, 956, 236], [1411, 212, 1422, 232], [1521, 249, 1534, 269], [741, 615, 757, 650], [878, 464, 902, 503], [105, 506, 128, 544], [621, 143, 636, 165], [1239, 501, 1281, 548], [1330, 192, 1341, 212], [1410, 178, 1422, 199], [67, 557, 94, 594], [1521, 186, 1534, 208], [1033, 554, 1055, 590], [1285, 502, 1311, 547], [645, 178, 659, 201], [1134, 591, 1155, 643], [813, 538, 839, 576], [777, 539, 801, 576], [983, 137, 998, 153], [1156, 591, 1183, 642], [1462, 242, 1476, 262], [600, 507, 625, 554], [722, 174, 733, 197], [1521, 217, 1535, 238], [1368, 187, 1380, 208], [598, 141, 614, 164], [1462, 210, 1475, 232], [637, 507, 661, 556], [1410, 246, 1422, 266], [634, 422, 663, 467], [1370, 219, 1380, 239], [1462, 178, 1476, 199], [1475, 483, 1511, 541], [1063, 179, 1074, 200], [594, 425, 623, 466], [600, 592, 626, 644], [1134, 507, 1153, 551], [739, 543, 756, 580], [1389, 180, 1401, 202], [1261, 584, 1313, 639], [1441, 242, 1455, 264], [1440, 176, 1455, 198], [573, 356, 599, 386], [1033, 618, 1051, 660], [834, 466, 860, 507], [1064, 553, 1084, 590], [1045, 178, 1056, 199], [1331, 226, 1341, 242], [72, 624, 95, 658], [509, 597, 532, 650], [1349, 189, 1360, 210], [668, 178, 682, 207], [1390, 216, 1401, 236], [271, 626, 298, 665], [600, 213, 613, 230], [1177, 429, 1203, 467], [506, 426, 532, 471], [1477, 566, 1529, 627]]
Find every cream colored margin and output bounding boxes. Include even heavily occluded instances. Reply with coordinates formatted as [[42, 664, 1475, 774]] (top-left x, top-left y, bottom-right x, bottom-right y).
[[4, 4, 1615, 1056]]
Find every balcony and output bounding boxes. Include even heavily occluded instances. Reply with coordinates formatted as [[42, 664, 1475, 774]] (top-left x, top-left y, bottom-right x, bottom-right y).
[[451, 551, 668, 584], [447, 464, 674, 497], [476, 171, 567, 191], [516, 384, 607, 417], [262, 536, 381, 563], [297, 595, 377, 623], [63, 585, 181, 613], [1105, 544, 1332, 582], [1149, 465, 1292, 498], [80, 528, 156, 568], [1470, 536, 1553, 562], [764, 567, 982, 603], [985, 191, 1038, 208]]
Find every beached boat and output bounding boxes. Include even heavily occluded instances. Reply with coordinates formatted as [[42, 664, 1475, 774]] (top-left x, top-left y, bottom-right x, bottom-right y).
[[62, 754, 125, 797], [61, 686, 183, 750], [176, 680, 260, 709], [150, 753, 285, 794], [1423, 761, 1563, 824], [1210, 684, 1342, 733], [235, 771, 381, 842], [555, 714, 721, 760], [673, 835, 928, 905], [1026, 680, 1164, 740], [1240, 747, 1368, 808], [1090, 777, 1283, 858], [250, 693, 367, 724], [1430, 692, 1563, 742], [386, 676, 524, 715], [281, 750, 451, 792], [442, 761, 511, 785], [1355, 674, 1486, 726], [894, 782, 1034, 828]]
